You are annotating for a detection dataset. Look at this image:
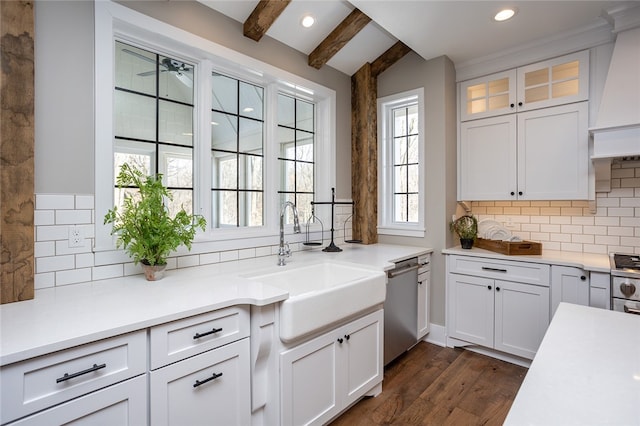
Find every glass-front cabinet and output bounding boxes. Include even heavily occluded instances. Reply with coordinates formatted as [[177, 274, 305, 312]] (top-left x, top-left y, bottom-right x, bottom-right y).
[[459, 50, 589, 121]]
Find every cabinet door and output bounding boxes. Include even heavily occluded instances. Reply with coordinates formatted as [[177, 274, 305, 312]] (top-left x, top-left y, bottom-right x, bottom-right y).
[[417, 269, 430, 339], [280, 334, 340, 426], [342, 310, 383, 408], [447, 273, 495, 347], [9, 375, 147, 426], [460, 70, 516, 121], [494, 280, 549, 360], [459, 115, 517, 200], [589, 272, 611, 310], [517, 50, 589, 111], [551, 266, 590, 318], [150, 338, 251, 426], [517, 102, 588, 200]]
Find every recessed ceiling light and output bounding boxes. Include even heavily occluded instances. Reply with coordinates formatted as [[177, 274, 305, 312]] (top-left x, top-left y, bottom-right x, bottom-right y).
[[494, 8, 516, 22], [301, 15, 315, 28], [243, 107, 254, 113]]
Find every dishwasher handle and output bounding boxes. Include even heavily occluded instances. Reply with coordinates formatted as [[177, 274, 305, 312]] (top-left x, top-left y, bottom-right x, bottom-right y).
[[387, 264, 419, 279]]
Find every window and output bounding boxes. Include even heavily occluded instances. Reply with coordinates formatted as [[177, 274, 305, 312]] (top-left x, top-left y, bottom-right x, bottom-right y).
[[378, 89, 425, 237], [277, 94, 315, 223], [114, 41, 195, 218], [94, 2, 336, 253], [211, 72, 264, 228]]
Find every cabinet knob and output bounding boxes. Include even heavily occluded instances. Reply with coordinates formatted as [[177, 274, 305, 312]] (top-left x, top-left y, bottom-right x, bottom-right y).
[[496, 287, 501, 292], [580, 276, 586, 281], [518, 191, 523, 196], [337, 337, 344, 344], [518, 102, 523, 106], [510, 191, 515, 196], [487, 285, 492, 290], [510, 103, 515, 108], [344, 334, 350, 341]]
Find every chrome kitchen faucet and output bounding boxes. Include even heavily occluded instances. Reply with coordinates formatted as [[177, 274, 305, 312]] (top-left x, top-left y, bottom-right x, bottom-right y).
[[278, 201, 301, 266]]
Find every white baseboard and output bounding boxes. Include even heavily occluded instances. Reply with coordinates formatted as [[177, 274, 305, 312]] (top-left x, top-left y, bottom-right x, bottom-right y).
[[422, 323, 446, 347]]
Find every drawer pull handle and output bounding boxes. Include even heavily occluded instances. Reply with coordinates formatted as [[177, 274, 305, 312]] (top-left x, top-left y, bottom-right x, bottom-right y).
[[623, 306, 640, 315], [56, 363, 106, 383], [481, 267, 507, 273], [193, 372, 223, 388], [193, 327, 223, 339]]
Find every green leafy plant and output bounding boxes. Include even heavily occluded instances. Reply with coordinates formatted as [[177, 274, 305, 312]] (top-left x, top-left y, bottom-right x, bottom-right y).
[[449, 215, 478, 240], [104, 163, 207, 266]]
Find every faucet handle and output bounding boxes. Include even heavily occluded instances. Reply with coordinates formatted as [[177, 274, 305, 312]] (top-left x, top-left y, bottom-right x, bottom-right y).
[[284, 242, 291, 257]]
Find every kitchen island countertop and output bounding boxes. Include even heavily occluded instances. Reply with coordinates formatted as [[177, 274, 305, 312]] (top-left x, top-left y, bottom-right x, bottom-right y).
[[504, 303, 640, 425], [0, 243, 431, 366]]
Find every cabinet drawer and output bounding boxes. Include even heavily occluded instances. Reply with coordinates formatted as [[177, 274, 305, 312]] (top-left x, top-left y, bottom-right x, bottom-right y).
[[7, 374, 147, 425], [150, 306, 249, 370], [150, 338, 251, 426], [0, 330, 146, 424], [449, 255, 550, 286]]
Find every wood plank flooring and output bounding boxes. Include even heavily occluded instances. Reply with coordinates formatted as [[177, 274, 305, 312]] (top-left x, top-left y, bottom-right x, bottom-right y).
[[330, 342, 527, 425]]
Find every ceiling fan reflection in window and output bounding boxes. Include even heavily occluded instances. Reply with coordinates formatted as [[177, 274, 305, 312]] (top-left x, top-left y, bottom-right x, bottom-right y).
[[123, 48, 193, 88]]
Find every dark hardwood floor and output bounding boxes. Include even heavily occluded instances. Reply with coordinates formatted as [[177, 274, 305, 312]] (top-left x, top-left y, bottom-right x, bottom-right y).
[[330, 342, 528, 425]]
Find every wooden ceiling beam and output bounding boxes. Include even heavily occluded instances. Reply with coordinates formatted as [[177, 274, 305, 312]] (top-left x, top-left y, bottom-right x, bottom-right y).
[[308, 8, 371, 70], [243, 0, 291, 42], [370, 41, 412, 77]]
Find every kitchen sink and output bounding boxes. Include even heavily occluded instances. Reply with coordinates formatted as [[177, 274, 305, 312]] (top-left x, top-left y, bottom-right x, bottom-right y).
[[244, 261, 386, 342]]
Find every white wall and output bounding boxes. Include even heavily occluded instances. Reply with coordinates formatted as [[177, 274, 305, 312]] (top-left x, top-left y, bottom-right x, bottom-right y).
[[376, 53, 458, 326]]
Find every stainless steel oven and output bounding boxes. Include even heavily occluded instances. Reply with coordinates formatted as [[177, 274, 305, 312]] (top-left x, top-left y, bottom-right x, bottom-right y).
[[609, 253, 640, 315]]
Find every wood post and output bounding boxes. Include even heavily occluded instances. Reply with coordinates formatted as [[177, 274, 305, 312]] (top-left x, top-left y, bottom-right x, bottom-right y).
[[1, 1, 35, 303], [351, 63, 378, 244]]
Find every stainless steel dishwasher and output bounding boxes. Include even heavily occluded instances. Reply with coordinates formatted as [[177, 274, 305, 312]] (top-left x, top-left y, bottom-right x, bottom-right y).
[[384, 257, 419, 365]]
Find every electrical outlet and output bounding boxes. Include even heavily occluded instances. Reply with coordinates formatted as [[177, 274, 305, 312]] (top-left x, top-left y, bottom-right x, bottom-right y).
[[68, 226, 84, 248]]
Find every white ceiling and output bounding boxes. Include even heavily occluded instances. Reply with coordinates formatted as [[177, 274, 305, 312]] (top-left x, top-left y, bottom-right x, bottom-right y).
[[199, 0, 633, 76]]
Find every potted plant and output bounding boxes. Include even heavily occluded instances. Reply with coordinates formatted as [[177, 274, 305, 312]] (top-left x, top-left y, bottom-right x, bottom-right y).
[[450, 215, 478, 249], [104, 163, 207, 280]]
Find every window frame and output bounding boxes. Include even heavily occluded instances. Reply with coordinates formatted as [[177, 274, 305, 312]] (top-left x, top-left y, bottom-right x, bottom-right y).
[[95, 1, 336, 255], [377, 88, 426, 238]]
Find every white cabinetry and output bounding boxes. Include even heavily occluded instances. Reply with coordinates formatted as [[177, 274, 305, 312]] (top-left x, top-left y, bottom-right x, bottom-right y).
[[149, 306, 251, 426], [458, 50, 589, 201], [551, 265, 590, 318], [460, 50, 588, 121], [589, 272, 611, 310], [280, 309, 383, 426], [417, 255, 431, 339], [446, 255, 550, 360], [1, 331, 147, 425]]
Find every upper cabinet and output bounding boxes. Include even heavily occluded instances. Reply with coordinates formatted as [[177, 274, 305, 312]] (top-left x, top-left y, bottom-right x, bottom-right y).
[[458, 50, 590, 201], [460, 50, 589, 122]]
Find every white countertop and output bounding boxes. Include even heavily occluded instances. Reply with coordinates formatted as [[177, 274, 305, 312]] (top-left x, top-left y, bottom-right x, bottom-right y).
[[504, 303, 640, 426], [443, 246, 611, 273], [0, 243, 431, 366]]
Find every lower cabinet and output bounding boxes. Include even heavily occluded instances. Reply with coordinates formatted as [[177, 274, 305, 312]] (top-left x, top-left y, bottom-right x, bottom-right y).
[[417, 256, 431, 339], [150, 338, 251, 426], [589, 272, 611, 310], [7, 375, 147, 425], [279, 310, 383, 426], [551, 265, 590, 318], [447, 256, 550, 360]]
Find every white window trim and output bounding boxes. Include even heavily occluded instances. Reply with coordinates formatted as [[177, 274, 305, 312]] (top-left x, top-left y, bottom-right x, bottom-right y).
[[95, 1, 335, 254], [377, 88, 425, 238]]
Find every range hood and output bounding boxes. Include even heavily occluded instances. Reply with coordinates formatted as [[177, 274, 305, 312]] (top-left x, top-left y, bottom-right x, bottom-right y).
[[590, 5, 640, 191]]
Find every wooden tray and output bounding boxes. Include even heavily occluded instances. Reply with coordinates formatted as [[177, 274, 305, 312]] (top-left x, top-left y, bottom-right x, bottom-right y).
[[475, 238, 541, 255]]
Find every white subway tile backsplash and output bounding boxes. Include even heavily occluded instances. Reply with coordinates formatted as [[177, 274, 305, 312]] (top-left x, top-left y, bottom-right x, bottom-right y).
[[37, 255, 75, 273], [595, 216, 619, 227], [35, 241, 55, 258], [37, 225, 69, 241], [220, 250, 239, 262], [35, 272, 55, 290], [55, 240, 92, 255], [55, 210, 92, 225], [75, 195, 94, 209], [56, 268, 92, 286], [36, 194, 74, 210], [35, 210, 55, 226], [92, 264, 124, 281], [255, 246, 272, 257], [607, 207, 635, 217], [238, 248, 256, 260], [75, 253, 94, 268], [607, 227, 634, 237], [177, 255, 199, 269], [561, 224, 583, 234], [200, 252, 221, 265]]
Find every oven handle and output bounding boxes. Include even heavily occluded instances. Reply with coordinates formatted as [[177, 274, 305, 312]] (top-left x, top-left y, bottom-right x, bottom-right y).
[[623, 305, 640, 315]]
